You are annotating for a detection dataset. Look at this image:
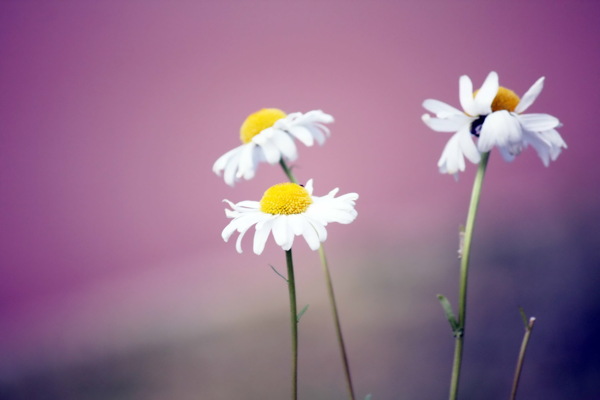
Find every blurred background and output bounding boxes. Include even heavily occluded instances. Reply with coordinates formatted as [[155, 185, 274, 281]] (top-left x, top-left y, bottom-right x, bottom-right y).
[[1, 1, 599, 399]]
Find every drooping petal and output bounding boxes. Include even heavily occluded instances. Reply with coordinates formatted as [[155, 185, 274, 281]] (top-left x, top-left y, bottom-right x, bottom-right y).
[[236, 143, 257, 179], [272, 216, 292, 249], [522, 129, 567, 166], [517, 113, 560, 131], [515, 77, 544, 114], [438, 132, 466, 175], [235, 226, 249, 253], [213, 146, 240, 175], [213, 145, 244, 186], [223, 150, 242, 186], [270, 130, 298, 161], [457, 127, 481, 164], [252, 133, 282, 164], [288, 214, 306, 236], [287, 125, 315, 146], [497, 146, 517, 162], [253, 218, 274, 255], [478, 110, 523, 153], [301, 222, 321, 250]]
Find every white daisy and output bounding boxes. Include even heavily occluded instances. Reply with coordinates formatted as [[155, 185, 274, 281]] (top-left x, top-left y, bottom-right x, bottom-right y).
[[221, 179, 358, 255], [213, 108, 334, 186], [422, 72, 499, 175], [422, 72, 566, 175]]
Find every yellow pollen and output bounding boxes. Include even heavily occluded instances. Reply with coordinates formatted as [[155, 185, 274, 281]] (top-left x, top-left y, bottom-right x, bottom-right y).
[[260, 183, 313, 215], [474, 87, 521, 112], [240, 108, 287, 144]]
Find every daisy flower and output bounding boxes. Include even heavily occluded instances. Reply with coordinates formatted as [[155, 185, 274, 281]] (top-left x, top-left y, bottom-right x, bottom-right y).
[[422, 71, 566, 175], [221, 179, 358, 255], [213, 108, 333, 186]]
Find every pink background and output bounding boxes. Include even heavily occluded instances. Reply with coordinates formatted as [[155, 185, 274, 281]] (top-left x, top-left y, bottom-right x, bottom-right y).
[[1, 1, 599, 399]]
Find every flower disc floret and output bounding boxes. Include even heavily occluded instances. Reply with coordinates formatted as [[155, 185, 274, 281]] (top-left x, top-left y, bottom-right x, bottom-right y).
[[240, 108, 287, 143], [260, 183, 313, 215]]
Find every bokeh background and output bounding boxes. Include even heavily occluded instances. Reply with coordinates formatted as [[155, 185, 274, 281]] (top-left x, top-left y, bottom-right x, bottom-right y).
[[1, 1, 599, 399]]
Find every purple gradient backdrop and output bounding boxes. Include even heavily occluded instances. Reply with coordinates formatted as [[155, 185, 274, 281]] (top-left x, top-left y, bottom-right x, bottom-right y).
[[1, 1, 599, 399]]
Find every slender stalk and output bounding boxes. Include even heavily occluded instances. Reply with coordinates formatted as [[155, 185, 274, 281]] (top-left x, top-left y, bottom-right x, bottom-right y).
[[286, 249, 298, 400], [280, 158, 356, 400], [509, 317, 536, 400], [319, 245, 357, 400], [449, 151, 491, 400], [280, 159, 298, 184]]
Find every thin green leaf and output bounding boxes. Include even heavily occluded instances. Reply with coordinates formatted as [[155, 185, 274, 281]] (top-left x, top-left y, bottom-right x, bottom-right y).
[[269, 264, 288, 283], [438, 294, 460, 335], [296, 304, 309, 322]]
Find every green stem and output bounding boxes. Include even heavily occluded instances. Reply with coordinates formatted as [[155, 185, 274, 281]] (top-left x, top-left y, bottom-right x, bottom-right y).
[[509, 317, 536, 400], [280, 158, 356, 400], [449, 151, 491, 400], [286, 249, 298, 400], [319, 245, 357, 400], [280, 159, 298, 184]]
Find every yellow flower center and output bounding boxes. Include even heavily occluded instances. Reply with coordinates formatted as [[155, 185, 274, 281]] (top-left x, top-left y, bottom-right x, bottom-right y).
[[240, 108, 287, 144], [260, 183, 313, 215], [474, 87, 520, 112], [491, 87, 520, 112]]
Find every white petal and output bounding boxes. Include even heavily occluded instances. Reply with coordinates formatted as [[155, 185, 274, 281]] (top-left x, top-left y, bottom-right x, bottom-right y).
[[287, 125, 315, 146], [459, 75, 475, 116], [498, 146, 516, 162], [253, 219, 273, 255], [272, 217, 291, 248], [517, 113, 560, 131], [472, 71, 498, 116], [222, 220, 239, 242], [422, 99, 463, 118], [438, 133, 466, 175], [515, 77, 544, 114], [213, 145, 244, 187], [271, 130, 298, 161], [213, 146, 239, 175], [304, 179, 314, 195], [306, 124, 327, 145], [478, 110, 522, 152], [252, 134, 281, 164], [523, 129, 566, 165], [305, 110, 334, 124], [457, 127, 481, 164], [422, 113, 471, 132], [235, 227, 248, 253], [302, 222, 321, 250], [236, 143, 257, 179]]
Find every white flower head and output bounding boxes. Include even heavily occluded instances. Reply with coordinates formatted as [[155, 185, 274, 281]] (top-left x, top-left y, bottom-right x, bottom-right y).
[[422, 72, 566, 176], [213, 108, 334, 186], [222, 179, 358, 255]]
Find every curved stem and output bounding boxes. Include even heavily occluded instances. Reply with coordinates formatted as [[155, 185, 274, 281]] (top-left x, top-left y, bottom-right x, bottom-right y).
[[449, 151, 490, 400], [280, 158, 356, 400], [319, 245, 357, 400], [286, 249, 298, 400]]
